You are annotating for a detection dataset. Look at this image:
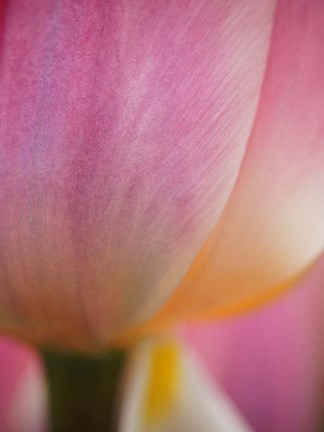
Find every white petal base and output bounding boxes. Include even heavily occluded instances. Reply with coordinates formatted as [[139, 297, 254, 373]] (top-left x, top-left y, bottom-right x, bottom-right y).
[[119, 338, 253, 432]]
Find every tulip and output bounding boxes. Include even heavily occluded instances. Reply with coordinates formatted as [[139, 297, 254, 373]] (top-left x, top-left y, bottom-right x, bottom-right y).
[[0, 0, 301, 350], [1, 0, 324, 430], [1, 0, 321, 351], [183, 255, 324, 432]]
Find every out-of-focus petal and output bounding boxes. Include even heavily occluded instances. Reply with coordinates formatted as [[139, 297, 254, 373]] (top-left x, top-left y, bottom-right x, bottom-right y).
[[154, 0, 324, 321], [119, 338, 253, 432], [183, 255, 324, 432], [0, 338, 46, 432], [0, 0, 274, 350]]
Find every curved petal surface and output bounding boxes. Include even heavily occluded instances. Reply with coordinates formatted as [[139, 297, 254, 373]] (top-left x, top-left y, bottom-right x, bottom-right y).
[[0, 0, 274, 349], [155, 0, 324, 321]]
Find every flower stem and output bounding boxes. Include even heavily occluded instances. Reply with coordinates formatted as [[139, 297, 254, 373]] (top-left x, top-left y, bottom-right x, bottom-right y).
[[42, 348, 127, 432]]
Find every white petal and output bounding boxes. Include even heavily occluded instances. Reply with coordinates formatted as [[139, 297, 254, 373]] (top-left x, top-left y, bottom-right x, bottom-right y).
[[119, 339, 253, 432], [8, 364, 46, 432]]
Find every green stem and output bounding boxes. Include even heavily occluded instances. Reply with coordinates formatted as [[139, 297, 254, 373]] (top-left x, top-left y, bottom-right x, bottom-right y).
[[42, 349, 127, 432]]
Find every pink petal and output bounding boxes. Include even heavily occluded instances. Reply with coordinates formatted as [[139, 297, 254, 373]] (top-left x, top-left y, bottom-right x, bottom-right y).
[[156, 0, 324, 320], [183, 255, 324, 432], [0, 338, 45, 432], [0, 1, 274, 349]]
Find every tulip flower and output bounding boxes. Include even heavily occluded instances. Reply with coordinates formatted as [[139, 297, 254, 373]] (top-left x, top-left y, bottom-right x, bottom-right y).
[[0, 0, 323, 348], [0, 0, 323, 431], [183, 255, 324, 432]]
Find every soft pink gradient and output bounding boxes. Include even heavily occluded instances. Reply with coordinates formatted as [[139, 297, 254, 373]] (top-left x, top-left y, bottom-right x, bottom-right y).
[[0, 338, 45, 432], [156, 0, 324, 321], [0, 0, 274, 350], [183, 256, 324, 432]]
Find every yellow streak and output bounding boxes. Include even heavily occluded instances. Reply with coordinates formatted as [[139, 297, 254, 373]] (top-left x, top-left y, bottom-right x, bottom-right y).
[[143, 341, 181, 426]]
